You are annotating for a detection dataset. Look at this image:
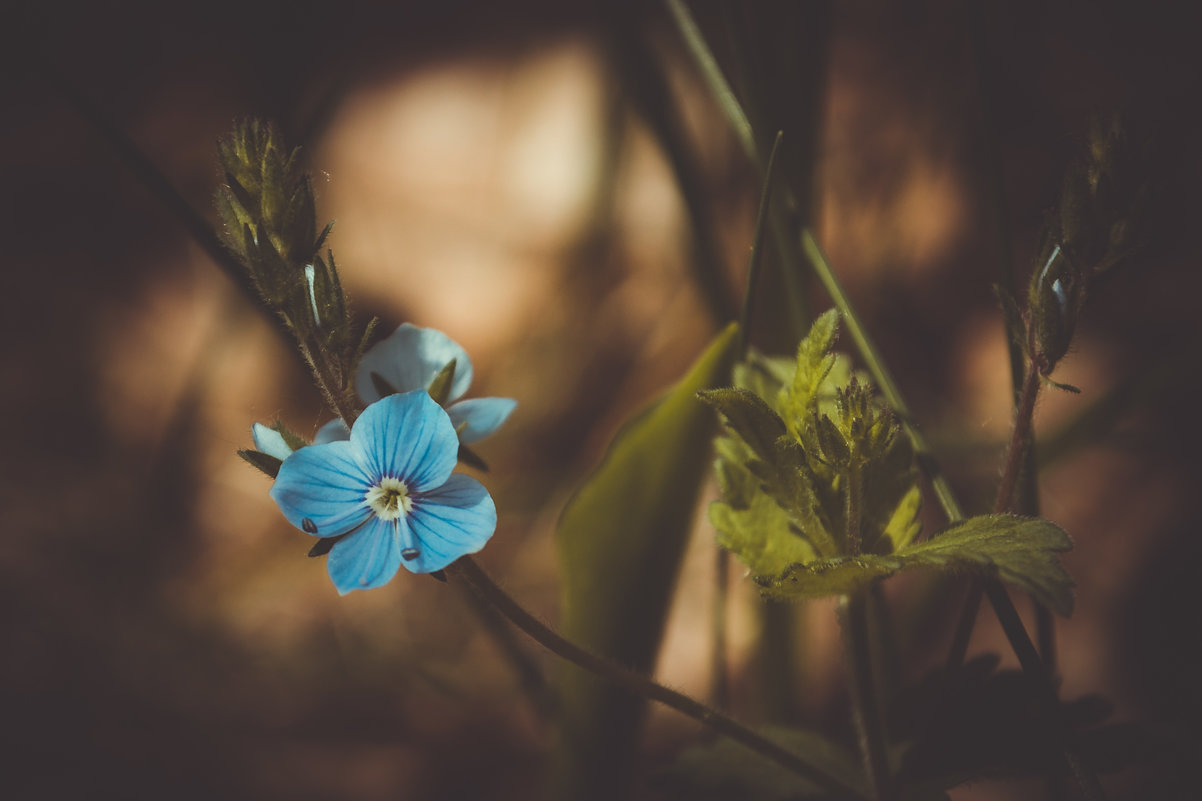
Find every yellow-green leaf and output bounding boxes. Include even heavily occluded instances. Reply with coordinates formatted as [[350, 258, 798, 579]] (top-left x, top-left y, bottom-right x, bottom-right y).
[[765, 515, 1075, 616], [555, 323, 739, 801]]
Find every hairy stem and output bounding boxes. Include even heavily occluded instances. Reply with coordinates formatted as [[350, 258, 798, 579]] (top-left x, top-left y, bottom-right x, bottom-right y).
[[449, 556, 868, 800], [839, 592, 891, 801]]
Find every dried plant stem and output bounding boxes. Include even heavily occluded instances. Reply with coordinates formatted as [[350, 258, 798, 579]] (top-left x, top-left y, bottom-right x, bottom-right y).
[[449, 556, 869, 801]]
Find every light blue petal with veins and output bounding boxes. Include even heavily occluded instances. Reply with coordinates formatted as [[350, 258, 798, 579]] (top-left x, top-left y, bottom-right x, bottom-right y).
[[314, 418, 350, 444], [447, 397, 517, 444], [326, 518, 403, 594], [252, 423, 294, 461], [404, 474, 497, 573], [270, 440, 372, 537], [351, 391, 458, 491], [355, 323, 474, 403]]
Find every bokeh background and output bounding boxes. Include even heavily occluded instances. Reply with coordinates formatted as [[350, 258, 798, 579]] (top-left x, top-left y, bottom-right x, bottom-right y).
[[4, 1, 1201, 798]]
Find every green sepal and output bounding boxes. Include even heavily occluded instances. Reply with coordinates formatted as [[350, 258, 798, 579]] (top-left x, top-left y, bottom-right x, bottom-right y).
[[272, 420, 310, 453], [427, 359, 458, 406], [370, 371, 399, 399], [457, 443, 488, 472], [764, 514, 1074, 616], [313, 220, 334, 253], [238, 448, 282, 479], [307, 533, 347, 557], [1042, 376, 1082, 394]]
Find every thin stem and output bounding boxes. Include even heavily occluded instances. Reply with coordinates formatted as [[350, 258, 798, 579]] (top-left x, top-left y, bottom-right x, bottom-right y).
[[839, 592, 891, 801], [711, 548, 730, 709], [449, 557, 869, 801], [994, 357, 1042, 515]]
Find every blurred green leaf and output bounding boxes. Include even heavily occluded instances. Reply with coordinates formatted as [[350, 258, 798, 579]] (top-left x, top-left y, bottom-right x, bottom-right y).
[[654, 725, 867, 801], [555, 323, 739, 801]]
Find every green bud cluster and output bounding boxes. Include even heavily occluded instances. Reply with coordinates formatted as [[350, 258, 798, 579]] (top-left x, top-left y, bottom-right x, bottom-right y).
[[701, 311, 922, 591], [1028, 117, 1146, 373], [215, 120, 373, 424]]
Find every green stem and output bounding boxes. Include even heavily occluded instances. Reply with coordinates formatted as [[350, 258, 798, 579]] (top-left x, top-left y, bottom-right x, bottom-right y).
[[450, 557, 869, 801], [839, 592, 891, 801], [711, 548, 730, 709]]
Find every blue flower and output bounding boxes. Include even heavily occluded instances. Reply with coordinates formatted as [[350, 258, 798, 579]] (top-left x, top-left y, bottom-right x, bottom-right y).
[[268, 389, 497, 593], [356, 323, 516, 444]]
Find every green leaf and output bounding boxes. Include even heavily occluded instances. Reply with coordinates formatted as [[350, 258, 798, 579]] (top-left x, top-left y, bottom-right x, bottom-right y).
[[778, 308, 840, 436], [710, 494, 817, 576], [555, 323, 739, 801], [697, 387, 787, 464], [654, 725, 867, 801], [766, 515, 1074, 615], [896, 515, 1075, 616], [880, 484, 923, 553]]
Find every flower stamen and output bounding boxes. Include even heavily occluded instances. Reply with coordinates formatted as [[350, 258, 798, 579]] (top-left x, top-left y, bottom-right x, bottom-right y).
[[366, 477, 413, 521]]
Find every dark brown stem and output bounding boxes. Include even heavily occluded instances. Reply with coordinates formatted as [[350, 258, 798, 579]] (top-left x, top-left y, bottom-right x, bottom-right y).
[[449, 557, 868, 800], [839, 592, 891, 801], [994, 357, 1042, 515]]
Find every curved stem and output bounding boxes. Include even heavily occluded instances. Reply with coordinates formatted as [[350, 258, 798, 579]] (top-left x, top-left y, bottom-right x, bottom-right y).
[[449, 556, 869, 801]]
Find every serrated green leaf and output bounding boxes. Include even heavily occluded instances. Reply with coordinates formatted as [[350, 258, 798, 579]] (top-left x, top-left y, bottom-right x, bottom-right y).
[[654, 725, 867, 801], [710, 494, 817, 575], [556, 323, 738, 801], [897, 515, 1075, 616], [779, 309, 840, 436], [766, 515, 1074, 615], [698, 387, 787, 464]]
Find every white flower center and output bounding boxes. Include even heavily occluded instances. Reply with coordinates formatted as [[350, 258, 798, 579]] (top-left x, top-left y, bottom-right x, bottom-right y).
[[365, 477, 413, 521]]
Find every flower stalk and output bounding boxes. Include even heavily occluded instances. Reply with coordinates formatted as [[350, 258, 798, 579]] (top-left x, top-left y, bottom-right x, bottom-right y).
[[449, 556, 869, 801], [839, 591, 891, 801]]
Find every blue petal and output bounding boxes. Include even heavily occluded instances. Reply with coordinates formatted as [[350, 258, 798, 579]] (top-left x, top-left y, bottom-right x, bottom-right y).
[[314, 418, 350, 444], [351, 391, 458, 492], [404, 474, 497, 573], [447, 397, 517, 444], [326, 518, 403, 594], [269, 440, 372, 537], [355, 323, 474, 404], [252, 423, 294, 461]]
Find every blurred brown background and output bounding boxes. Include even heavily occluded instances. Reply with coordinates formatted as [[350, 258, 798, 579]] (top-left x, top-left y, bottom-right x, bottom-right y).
[[3, 1, 1201, 798]]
